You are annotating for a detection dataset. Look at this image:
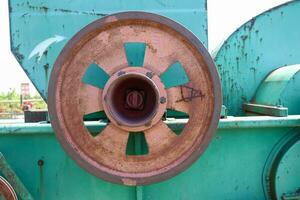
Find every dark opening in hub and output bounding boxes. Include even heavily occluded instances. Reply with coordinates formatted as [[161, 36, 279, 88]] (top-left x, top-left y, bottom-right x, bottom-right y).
[[107, 74, 159, 127]]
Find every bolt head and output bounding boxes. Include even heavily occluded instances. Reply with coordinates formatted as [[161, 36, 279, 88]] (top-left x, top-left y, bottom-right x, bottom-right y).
[[146, 72, 154, 79], [160, 97, 166, 104], [117, 71, 126, 76]]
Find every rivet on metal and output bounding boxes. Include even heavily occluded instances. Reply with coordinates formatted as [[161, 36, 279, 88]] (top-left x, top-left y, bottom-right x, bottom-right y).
[[146, 72, 154, 79], [117, 71, 126, 76], [38, 160, 44, 166], [160, 97, 166, 104], [145, 121, 152, 127]]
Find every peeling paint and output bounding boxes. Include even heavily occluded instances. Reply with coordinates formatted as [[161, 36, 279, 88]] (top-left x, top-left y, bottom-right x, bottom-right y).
[[53, 8, 107, 17], [241, 35, 248, 41], [214, 0, 300, 116], [29, 35, 66, 61], [11, 44, 24, 63]]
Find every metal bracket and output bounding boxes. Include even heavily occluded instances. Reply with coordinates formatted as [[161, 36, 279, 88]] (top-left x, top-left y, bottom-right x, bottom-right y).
[[282, 188, 300, 200], [243, 103, 288, 117], [221, 105, 227, 118]]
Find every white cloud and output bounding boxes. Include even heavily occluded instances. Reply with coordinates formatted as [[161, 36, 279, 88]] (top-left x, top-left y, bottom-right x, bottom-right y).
[[0, 0, 36, 94]]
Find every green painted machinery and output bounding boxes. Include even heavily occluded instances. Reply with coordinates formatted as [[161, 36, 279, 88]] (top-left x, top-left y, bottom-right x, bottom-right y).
[[1, 0, 299, 199]]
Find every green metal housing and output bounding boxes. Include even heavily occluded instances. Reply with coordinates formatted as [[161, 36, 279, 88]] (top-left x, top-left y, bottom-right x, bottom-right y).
[[214, 0, 300, 116], [0, 118, 299, 200]]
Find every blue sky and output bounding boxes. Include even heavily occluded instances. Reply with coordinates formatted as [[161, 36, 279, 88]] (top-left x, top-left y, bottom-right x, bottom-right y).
[[0, 0, 288, 94]]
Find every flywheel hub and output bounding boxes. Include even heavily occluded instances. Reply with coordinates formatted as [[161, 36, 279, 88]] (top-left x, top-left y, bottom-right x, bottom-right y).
[[102, 67, 167, 132]]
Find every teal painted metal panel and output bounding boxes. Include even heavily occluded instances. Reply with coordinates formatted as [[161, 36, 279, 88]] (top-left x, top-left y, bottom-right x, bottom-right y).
[[275, 139, 300, 199], [214, 1, 300, 116], [0, 135, 135, 200], [84, 111, 107, 121], [261, 131, 300, 199], [124, 42, 147, 67], [126, 132, 149, 156], [0, 153, 34, 200], [9, 0, 208, 100], [160, 61, 189, 89], [0, 118, 299, 199], [144, 129, 293, 200], [82, 63, 110, 89]]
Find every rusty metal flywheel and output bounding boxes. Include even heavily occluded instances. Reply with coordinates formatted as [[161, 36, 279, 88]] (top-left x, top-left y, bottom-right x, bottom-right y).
[[48, 12, 222, 185]]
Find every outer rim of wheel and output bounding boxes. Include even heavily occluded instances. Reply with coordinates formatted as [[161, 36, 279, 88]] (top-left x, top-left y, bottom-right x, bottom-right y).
[[48, 11, 222, 185], [0, 176, 18, 200]]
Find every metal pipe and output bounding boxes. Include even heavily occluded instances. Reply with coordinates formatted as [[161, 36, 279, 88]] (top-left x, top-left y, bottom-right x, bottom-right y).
[[0, 115, 300, 136]]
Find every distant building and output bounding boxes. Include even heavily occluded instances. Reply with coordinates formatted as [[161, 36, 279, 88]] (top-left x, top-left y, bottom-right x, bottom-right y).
[[20, 83, 30, 97]]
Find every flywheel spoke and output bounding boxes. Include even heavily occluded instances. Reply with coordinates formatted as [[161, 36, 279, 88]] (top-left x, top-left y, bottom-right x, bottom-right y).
[[79, 84, 104, 116], [94, 123, 129, 156], [144, 120, 178, 155]]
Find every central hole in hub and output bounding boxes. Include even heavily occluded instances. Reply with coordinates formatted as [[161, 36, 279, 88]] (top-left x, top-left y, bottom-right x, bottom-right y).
[[125, 90, 145, 110], [107, 74, 159, 127]]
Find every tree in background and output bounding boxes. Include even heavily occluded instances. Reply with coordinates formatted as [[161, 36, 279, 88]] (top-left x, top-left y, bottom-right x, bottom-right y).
[[0, 88, 19, 100], [0, 89, 47, 118], [0, 88, 21, 114]]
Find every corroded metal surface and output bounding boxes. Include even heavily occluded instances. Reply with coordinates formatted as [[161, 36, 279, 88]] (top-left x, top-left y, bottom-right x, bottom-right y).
[[0, 177, 18, 200], [214, 1, 300, 116], [48, 12, 221, 185]]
